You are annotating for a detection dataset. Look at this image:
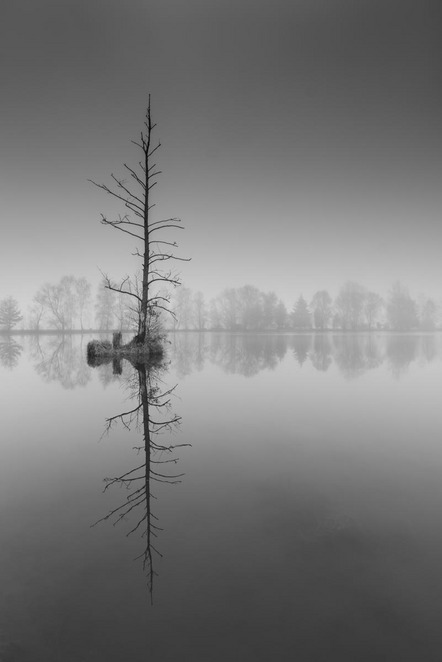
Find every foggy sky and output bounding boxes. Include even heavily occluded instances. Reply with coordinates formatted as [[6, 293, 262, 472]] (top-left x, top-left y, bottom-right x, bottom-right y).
[[1, 0, 441, 312]]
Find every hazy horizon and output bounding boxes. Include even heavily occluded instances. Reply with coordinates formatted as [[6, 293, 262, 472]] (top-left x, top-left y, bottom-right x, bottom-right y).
[[1, 1, 441, 310]]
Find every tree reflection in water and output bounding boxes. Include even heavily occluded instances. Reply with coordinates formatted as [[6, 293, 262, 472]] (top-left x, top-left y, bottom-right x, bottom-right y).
[[386, 334, 419, 379], [170, 332, 441, 380], [0, 337, 22, 369], [172, 332, 289, 377], [2, 331, 439, 386], [88, 354, 189, 602], [290, 334, 312, 366], [30, 334, 91, 388]]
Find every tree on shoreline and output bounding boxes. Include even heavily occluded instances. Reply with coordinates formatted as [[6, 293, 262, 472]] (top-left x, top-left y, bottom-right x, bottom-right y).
[[0, 297, 23, 332], [334, 281, 365, 331], [387, 282, 418, 331], [311, 290, 332, 331], [364, 291, 384, 331], [291, 295, 312, 330], [32, 276, 89, 332], [75, 277, 92, 332], [89, 96, 188, 350]]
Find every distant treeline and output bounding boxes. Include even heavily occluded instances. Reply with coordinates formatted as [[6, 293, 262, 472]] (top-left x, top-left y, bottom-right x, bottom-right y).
[[0, 276, 137, 333], [0, 278, 439, 333], [169, 282, 438, 332]]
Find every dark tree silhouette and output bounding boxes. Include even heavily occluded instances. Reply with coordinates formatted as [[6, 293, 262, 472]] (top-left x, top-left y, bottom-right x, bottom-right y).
[[91, 358, 188, 600], [89, 96, 189, 349]]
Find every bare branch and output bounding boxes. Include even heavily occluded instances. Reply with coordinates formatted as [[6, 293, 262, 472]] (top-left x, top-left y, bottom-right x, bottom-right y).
[[148, 142, 161, 158], [148, 224, 184, 235], [123, 163, 146, 189], [148, 217, 183, 228], [99, 271, 144, 304], [101, 215, 144, 241], [110, 174, 144, 207], [88, 179, 144, 214]]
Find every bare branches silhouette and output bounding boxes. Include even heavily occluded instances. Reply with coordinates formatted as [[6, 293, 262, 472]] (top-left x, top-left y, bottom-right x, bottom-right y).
[[89, 96, 189, 347], [91, 357, 189, 600]]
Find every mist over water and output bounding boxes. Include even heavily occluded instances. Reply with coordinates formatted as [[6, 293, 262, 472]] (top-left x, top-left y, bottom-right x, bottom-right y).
[[0, 332, 442, 660]]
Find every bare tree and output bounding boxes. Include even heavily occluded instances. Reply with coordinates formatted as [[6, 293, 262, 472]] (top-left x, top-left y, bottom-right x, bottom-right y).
[[218, 288, 239, 330], [95, 278, 117, 331], [29, 296, 45, 332], [364, 291, 384, 331], [194, 291, 207, 331], [387, 282, 418, 331], [32, 276, 89, 331], [59, 276, 77, 330], [334, 281, 366, 331], [89, 96, 188, 349], [238, 285, 262, 330], [209, 299, 222, 330], [311, 290, 332, 331], [172, 286, 194, 330], [75, 277, 92, 331], [34, 283, 67, 332]]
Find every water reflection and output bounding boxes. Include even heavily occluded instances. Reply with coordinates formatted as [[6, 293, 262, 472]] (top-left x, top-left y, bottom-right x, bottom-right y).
[[29, 335, 91, 388], [309, 335, 332, 372], [171, 332, 441, 379], [88, 355, 188, 600], [333, 335, 384, 379], [0, 337, 22, 369], [2, 332, 442, 658], [386, 335, 419, 379], [291, 334, 312, 366], [172, 333, 289, 377], [2, 333, 440, 384], [421, 334, 438, 363]]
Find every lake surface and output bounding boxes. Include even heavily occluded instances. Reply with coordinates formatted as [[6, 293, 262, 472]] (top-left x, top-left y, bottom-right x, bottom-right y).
[[1, 332, 442, 661]]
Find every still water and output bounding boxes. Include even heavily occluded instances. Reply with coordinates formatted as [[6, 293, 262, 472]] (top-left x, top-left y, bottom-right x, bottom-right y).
[[1, 332, 442, 661]]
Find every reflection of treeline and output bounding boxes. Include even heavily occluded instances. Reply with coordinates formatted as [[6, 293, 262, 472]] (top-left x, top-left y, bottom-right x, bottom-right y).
[[0, 334, 93, 386], [28, 335, 92, 388], [169, 281, 440, 332], [170, 333, 289, 377], [170, 332, 441, 380], [4, 332, 440, 382]]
